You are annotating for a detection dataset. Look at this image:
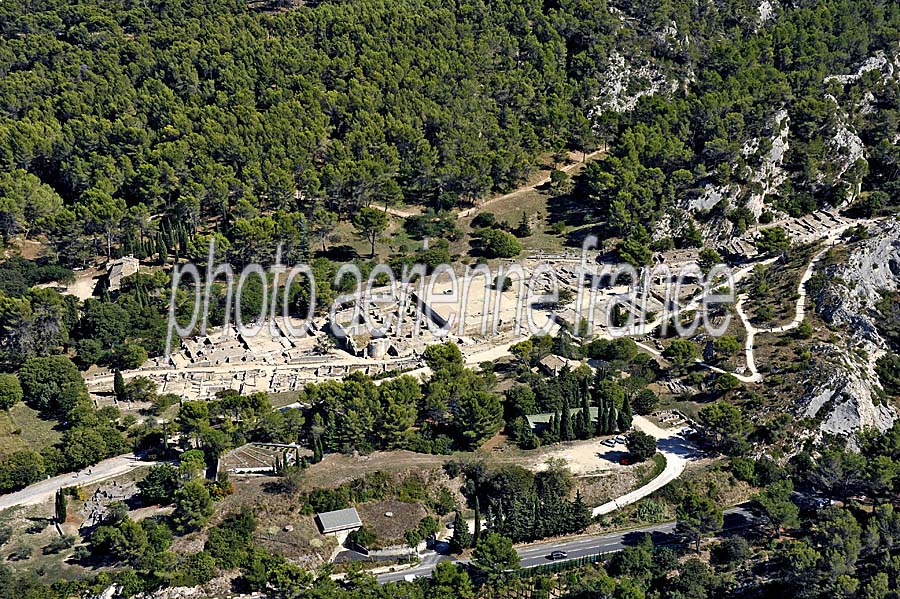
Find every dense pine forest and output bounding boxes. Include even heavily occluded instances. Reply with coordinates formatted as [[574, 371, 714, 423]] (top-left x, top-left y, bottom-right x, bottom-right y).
[[0, 0, 899, 268]]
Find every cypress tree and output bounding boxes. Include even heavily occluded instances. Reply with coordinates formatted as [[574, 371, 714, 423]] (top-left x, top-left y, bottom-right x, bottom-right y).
[[164, 220, 175, 248], [560, 398, 574, 441], [580, 388, 592, 439], [596, 395, 607, 436], [298, 216, 311, 262], [549, 412, 560, 441], [312, 436, 323, 463], [113, 369, 125, 401], [178, 223, 188, 254], [473, 496, 481, 548], [55, 489, 67, 524], [617, 397, 633, 432], [156, 233, 167, 265], [450, 511, 471, 553], [572, 490, 590, 530], [138, 280, 148, 308], [574, 411, 586, 440], [135, 234, 147, 260], [99, 279, 110, 303], [606, 403, 617, 435]]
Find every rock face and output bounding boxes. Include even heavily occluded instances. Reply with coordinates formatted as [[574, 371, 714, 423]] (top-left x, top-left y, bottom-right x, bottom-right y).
[[589, 51, 675, 116], [803, 220, 900, 437], [89, 587, 208, 599]]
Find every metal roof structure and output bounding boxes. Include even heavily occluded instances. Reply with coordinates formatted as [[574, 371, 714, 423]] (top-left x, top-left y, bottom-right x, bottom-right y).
[[526, 407, 599, 430], [316, 507, 363, 534]]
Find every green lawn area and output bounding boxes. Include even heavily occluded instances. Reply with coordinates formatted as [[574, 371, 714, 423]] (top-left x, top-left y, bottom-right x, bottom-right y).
[[0, 403, 62, 458]]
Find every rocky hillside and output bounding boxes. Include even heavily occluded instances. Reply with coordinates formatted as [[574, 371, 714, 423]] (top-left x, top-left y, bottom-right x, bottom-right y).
[[803, 220, 900, 438]]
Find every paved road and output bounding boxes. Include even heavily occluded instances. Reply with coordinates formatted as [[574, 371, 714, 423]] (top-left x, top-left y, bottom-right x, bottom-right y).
[[0, 454, 152, 512], [376, 508, 753, 583]]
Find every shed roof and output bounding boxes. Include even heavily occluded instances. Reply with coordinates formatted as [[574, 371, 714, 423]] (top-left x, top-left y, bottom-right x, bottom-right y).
[[316, 507, 362, 534]]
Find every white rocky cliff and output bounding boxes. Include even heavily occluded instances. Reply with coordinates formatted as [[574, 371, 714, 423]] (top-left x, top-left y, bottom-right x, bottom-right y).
[[803, 220, 900, 437]]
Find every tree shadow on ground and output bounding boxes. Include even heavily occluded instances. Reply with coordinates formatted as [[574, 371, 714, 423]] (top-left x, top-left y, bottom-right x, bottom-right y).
[[317, 245, 358, 262]]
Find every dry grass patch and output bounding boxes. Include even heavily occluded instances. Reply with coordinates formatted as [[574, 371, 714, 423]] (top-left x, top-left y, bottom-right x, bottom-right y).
[[212, 476, 336, 567], [357, 499, 428, 546], [0, 403, 62, 458]]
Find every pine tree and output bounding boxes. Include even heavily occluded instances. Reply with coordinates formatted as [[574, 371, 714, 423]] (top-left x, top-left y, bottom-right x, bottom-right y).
[[617, 397, 633, 432], [560, 399, 574, 441], [113, 369, 125, 402]]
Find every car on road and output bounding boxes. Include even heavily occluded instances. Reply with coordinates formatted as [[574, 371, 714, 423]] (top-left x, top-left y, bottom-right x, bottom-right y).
[[547, 551, 569, 560]]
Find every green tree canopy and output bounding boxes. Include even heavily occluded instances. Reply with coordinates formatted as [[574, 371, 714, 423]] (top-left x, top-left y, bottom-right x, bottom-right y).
[[472, 532, 520, 585], [17, 355, 88, 416], [0, 373, 23, 410]]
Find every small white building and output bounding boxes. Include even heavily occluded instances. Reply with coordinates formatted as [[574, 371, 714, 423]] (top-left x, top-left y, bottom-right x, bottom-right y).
[[106, 255, 140, 291]]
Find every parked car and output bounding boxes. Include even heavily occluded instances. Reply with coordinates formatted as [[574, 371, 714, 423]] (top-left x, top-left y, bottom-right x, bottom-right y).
[[547, 551, 569, 560], [602, 438, 616, 447], [614, 435, 626, 444]]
